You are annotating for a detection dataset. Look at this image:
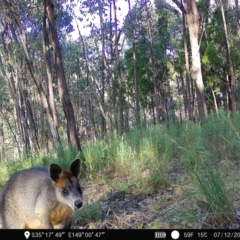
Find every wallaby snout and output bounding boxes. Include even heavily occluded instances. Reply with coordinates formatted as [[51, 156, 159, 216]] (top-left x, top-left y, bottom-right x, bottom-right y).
[[0, 158, 83, 229], [74, 199, 83, 209]]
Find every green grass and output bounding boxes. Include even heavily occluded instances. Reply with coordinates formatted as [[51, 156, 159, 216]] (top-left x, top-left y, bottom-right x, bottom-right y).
[[194, 163, 234, 227], [1, 110, 240, 228], [73, 202, 102, 227]]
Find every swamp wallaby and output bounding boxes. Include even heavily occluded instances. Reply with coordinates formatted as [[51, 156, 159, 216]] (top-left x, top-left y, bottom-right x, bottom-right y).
[[0, 159, 83, 229]]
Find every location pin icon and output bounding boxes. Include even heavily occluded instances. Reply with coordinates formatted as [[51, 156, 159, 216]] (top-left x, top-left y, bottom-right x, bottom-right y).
[[24, 231, 30, 239]]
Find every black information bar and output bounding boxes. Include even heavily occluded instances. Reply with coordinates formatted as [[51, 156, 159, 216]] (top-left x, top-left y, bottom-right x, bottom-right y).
[[1, 229, 240, 240]]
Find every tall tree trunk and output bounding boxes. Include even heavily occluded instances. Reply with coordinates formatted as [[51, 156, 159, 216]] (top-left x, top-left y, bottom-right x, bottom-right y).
[[145, 1, 160, 124], [211, 87, 219, 113], [42, 3, 58, 128], [181, 0, 193, 120], [0, 107, 21, 157], [0, 35, 40, 153], [75, 15, 111, 137], [183, 0, 208, 120], [98, 2, 108, 135], [235, 0, 240, 38], [21, 88, 40, 151], [88, 98, 97, 141], [128, 0, 140, 125], [11, 25, 39, 152], [45, 0, 82, 151], [219, 0, 236, 111], [113, 0, 124, 135], [226, 72, 233, 111], [0, 107, 4, 159], [2, 0, 61, 150]]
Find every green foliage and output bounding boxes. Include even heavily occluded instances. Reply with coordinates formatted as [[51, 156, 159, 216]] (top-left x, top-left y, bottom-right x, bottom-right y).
[[124, 41, 154, 108], [0, 147, 82, 186], [174, 112, 238, 227], [114, 112, 237, 228], [82, 140, 108, 177], [74, 202, 102, 226], [203, 110, 240, 161], [202, 42, 222, 67], [2, 0, 240, 228], [194, 161, 234, 225], [1, 112, 240, 228]]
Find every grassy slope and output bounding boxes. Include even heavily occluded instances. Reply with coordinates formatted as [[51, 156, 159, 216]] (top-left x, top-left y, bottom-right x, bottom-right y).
[[1, 110, 240, 229]]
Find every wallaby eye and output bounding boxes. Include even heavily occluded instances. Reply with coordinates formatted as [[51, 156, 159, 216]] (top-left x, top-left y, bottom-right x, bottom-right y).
[[62, 188, 68, 195]]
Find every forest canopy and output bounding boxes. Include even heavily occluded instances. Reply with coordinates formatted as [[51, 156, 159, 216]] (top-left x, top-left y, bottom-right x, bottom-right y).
[[0, 0, 239, 159]]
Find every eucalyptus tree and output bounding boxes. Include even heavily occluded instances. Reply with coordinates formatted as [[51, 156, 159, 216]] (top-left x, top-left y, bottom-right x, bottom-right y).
[[43, 0, 82, 151], [143, 0, 161, 124], [172, 0, 208, 120], [200, 1, 240, 112], [75, 0, 130, 137], [0, 0, 85, 158], [0, 0, 51, 155], [76, 0, 110, 136], [125, 0, 141, 126], [218, 0, 236, 111], [235, 0, 240, 37], [124, 0, 176, 125], [112, 0, 124, 135], [180, 2, 193, 120]]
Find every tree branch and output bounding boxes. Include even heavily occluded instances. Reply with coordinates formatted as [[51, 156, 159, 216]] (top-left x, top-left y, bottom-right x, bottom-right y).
[[172, 0, 186, 13], [154, 0, 183, 14]]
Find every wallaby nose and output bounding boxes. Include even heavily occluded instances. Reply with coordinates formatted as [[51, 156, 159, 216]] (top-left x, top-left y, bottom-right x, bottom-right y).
[[74, 199, 83, 209]]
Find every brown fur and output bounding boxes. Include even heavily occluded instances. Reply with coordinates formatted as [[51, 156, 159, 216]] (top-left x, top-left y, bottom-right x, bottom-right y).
[[50, 204, 73, 228], [53, 172, 71, 188], [0, 159, 83, 229]]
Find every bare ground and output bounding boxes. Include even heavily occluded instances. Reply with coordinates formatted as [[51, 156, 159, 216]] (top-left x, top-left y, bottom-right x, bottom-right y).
[[74, 163, 240, 229]]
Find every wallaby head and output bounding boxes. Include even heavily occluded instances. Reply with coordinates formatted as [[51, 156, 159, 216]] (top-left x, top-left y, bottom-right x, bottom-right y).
[[0, 158, 83, 229], [49, 159, 83, 212]]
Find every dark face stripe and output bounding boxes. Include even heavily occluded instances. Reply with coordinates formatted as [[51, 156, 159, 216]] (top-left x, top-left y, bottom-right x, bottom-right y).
[[54, 172, 82, 199]]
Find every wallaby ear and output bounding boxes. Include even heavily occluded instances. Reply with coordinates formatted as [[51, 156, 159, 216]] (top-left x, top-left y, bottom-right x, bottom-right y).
[[49, 163, 63, 182], [69, 159, 81, 177]]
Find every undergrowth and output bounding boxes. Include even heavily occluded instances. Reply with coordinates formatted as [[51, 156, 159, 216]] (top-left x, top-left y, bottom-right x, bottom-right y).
[[1, 110, 240, 229]]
